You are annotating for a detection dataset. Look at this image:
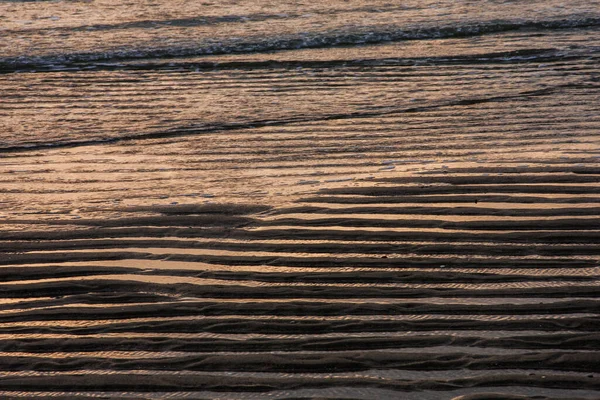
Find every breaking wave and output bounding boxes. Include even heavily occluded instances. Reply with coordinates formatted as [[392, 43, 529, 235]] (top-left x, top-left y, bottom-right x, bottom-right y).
[[2, 15, 599, 70]]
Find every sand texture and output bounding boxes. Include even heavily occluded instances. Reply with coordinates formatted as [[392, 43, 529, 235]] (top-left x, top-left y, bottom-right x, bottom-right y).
[[1, 0, 600, 398]]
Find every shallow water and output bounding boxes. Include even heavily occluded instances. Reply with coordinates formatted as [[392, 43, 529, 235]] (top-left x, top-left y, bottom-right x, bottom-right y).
[[1, 0, 600, 399]]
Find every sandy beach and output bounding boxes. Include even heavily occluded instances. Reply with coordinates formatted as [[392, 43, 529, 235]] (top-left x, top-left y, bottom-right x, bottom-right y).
[[1, 1, 599, 398]]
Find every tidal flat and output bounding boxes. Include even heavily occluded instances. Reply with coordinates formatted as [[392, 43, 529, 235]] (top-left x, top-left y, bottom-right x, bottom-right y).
[[1, 1, 599, 399]]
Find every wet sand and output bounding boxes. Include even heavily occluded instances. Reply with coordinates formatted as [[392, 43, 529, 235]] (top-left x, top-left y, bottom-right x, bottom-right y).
[[1, 1, 600, 399]]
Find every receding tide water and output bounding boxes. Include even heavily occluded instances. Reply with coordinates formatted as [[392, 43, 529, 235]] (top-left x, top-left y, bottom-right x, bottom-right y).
[[1, 1, 599, 399]]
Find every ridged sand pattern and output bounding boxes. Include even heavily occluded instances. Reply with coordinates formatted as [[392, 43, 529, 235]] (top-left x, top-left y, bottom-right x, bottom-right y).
[[1, 0, 600, 399]]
